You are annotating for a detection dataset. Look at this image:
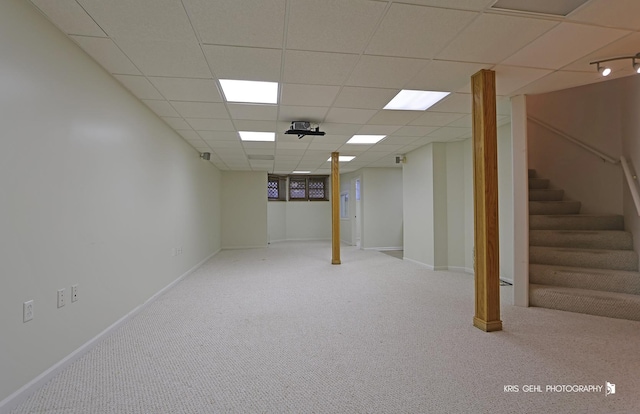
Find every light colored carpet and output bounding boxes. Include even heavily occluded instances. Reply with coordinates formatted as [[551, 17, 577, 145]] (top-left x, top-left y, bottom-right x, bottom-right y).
[[10, 242, 640, 413]]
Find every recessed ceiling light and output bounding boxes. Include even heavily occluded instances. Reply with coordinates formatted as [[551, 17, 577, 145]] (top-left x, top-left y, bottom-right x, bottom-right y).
[[239, 131, 275, 142], [346, 135, 386, 144], [384, 90, 450, 111], [327, 156, 356, 162], [219, 79, 278, 104], [292, 171, 310, 174]]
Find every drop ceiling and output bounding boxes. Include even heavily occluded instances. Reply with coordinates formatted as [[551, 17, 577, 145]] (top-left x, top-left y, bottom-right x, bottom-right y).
[[29, 0, 640, 174]]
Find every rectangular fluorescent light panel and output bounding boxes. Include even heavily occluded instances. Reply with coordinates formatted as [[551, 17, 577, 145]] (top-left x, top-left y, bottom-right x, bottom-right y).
[[346, 135, 386, 144], [327, 156, 356, 162], [219, 79, 278, 104], [384, 90, 450, 111], [292, 171, 310, 174], [239, 131, 275, 142]]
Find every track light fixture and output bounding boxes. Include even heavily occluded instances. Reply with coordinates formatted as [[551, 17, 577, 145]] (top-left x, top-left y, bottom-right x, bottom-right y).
[[590, 53, 640, 77]]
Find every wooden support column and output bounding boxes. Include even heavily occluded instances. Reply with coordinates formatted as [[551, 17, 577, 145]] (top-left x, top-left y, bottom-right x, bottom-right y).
[[331, 152, 341, 265], [471, 69, 502, 332]]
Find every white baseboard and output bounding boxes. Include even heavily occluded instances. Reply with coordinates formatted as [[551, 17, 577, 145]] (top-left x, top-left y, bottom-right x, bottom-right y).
[[0, 249, 219, 414], [402, 257, 435, 270], [222, 244, 267, 249], [449, 266, 474, 274], [364, 246, 403, 251]]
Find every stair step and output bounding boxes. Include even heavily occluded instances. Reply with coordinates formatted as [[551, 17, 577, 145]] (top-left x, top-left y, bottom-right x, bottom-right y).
[[529, 201, 581, 215], [529, 230, 634, 250], [529, 178, 549, 189], [529, 284, 640, 321], [529, 189, 564, 201], [528, 169, 536, 178], [530, 264, 640, 295], [530, 246, 638, 271], [529, 214, 624, 230]]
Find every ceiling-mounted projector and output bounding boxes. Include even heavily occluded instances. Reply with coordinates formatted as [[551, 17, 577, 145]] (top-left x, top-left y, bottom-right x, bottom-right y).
[[285, 121, 326, 139]]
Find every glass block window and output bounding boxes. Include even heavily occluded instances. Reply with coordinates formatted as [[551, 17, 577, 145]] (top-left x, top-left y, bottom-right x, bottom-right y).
[[289, 177, 307, 200], [308, 178, 326, 200], [267, 175, 286, 201]]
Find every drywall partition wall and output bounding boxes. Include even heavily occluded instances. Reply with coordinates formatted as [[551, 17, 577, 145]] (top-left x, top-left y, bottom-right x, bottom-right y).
[[339, 170, 361, 246], [446, 140, 467, 271], [527, 82, 623, 215], [221, 171, 268, 248], [361, 168, 403, 250], [267, 201, 331, 242], [0, 0, 222, 406], [403, 144, 435, 266], [267, 202, 287, 243], [498, 123, 515, 283], [618, 75, 640, 261]]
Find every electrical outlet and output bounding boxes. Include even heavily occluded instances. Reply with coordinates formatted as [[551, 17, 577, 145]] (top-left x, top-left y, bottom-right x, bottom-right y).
[[57, 288, 66, 308], [71, 284, 78, 302], [23, 300, 34, 322]]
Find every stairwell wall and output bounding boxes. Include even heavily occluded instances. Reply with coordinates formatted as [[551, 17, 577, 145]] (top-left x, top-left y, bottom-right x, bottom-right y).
[[527, 83, 623, 215], [618, 75, 640, 261]]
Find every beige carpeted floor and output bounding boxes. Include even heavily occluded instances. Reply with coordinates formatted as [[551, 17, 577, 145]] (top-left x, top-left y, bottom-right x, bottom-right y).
[[11, 242, 640, 413]]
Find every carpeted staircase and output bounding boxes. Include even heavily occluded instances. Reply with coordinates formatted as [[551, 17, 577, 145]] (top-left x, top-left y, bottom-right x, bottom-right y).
[[528, 169, 640, 321]]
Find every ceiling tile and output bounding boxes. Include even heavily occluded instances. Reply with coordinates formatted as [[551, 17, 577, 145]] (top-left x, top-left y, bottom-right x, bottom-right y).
[[356, 125, 402, 135], [283, 51, 359, 85], [406, 60, 491, 91], [563, 33, 640, 72], [333, 87, 399, 110], [447, 114, 472, 128], [287, 0, 386, 53], [184, 0, 285, 48], [31, 0, 106, 36], [366, 111, 423, 126], [114, 38, 211, 78], [316, 123, 362, 136], [512, 70, 602, 96], [71, 36, 140, 75], [398, 0, 495, 10], [569, 0, 640, 31], [429, 93, 471, 113], [186, 118, 235, 131], [278, 106, 329, 123], [366, 4, 476, 59], [234, 120, 278, 132], [437, 13, 558, 64], [142, 100, 179, 117], [502, 23, 630, 70], [324, 108, 377, 124], [281, 84, 341, 107], [392, 126, 439, 137], [171, 102, 228, 119], [206, 140, 243, 150], [114, 75, 163, 100], [426, 126, 471, 140], [381, 136, 423, 145], [228, 104, 278, 121], [178, 130, 201, 141], [162, 117, 191, 130], [409, 111, 466, 126], [493, 65, 553, 96], [77, 0, 195, 41], [149, 78, 222, 102], [200, 131, 239, 142], [346, 55, 428, 88], [203, 45, 282, 82]]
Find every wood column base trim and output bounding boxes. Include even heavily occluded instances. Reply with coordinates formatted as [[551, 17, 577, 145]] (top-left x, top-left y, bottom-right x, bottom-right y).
[[473, 317, 503, 332], [331, 259, 341, 265]]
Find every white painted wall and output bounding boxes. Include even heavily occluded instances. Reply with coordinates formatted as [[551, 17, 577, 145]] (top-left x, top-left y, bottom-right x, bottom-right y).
[[0, 0, 221, 404], [339, 171, 360, 246], [498, 123, 515, 283], [446, 141, 467, 271], [361, 168, 403, 250], [222, 171, 268, 248], [527, 83, 623, 215], [402, 128, 514, 278], [403, 145, 435, 266], [617, 75, 640, 261], [267, 201, 332, 242]]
